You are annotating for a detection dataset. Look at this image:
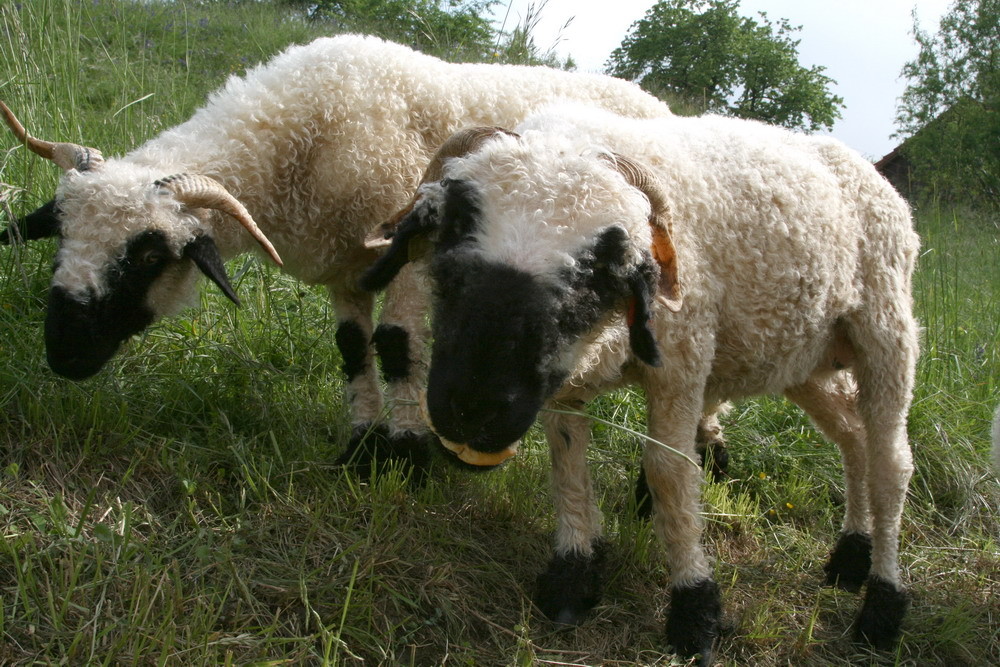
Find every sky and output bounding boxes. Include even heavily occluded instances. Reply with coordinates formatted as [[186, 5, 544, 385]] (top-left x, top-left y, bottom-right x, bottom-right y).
[[492, 0, 956, 160]]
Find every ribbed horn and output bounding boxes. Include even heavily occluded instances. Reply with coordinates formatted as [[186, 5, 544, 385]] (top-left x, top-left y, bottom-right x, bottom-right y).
[[365, 126, 519, 249], [601, 152, 682, 311], [0, 100, 103, 171], [422, 126, 518, 182], [155, 173, 283, 267]]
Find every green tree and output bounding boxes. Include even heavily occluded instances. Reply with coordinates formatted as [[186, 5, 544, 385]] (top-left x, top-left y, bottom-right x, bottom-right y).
[[279, 0, 499, 60], [895, 0, 999, 208], [605, 0, 842, 131]]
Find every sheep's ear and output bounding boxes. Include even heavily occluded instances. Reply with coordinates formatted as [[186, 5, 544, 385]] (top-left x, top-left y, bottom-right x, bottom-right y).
[[0, 199, 61, 243], [360, 198, 439, 292], [626, 266, 662, 367], [589, 226, 660, 367], [650, 220, 682, 312], [183, 234, 240, 306]]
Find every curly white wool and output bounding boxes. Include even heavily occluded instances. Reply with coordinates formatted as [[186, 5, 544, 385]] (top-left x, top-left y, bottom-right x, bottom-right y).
[[20, 35, 673, 443], [53, 36, 672, 299], [415, 103, 920, 654]]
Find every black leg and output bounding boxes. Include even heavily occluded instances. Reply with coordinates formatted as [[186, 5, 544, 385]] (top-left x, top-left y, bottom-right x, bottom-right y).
[[695, 440, 730, 481], [855, 575, 909, 649], [334, 423, 432, 486], [372, 323, 410, 382], [535, 540, 607, 626], [334, 320, 369, 382], [666, 579, 722, 667], [823, 531, 872, 592]]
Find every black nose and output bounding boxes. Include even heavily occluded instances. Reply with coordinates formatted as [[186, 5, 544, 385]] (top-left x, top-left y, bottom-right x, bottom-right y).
[[444, 393, 512, 439], [44, 286, 120, 380], [426, 379, 542, 452]]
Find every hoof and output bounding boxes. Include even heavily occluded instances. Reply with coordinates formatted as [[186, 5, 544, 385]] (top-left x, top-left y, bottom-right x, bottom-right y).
[[535, 541, 607, 625], [695, 440, 729, 481], [824, 531, 872, 592], [855, 575, 909, 650], [696, 416, 730, 481], [335, 424, 432, 486], [666, 579, 722, 666]]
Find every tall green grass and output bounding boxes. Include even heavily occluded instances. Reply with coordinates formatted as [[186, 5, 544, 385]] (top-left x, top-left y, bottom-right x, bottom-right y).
[[1, 1, 998, 665]]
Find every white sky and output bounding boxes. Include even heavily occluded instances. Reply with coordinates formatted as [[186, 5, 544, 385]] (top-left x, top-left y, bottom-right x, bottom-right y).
[[492, 0, 956, 160]]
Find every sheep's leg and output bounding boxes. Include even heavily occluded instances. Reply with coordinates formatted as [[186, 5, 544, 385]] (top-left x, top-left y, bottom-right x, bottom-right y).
[[328, 286, 401, 479], [846, 308, 917, 649], [645, 390, 720, 665], [634, 403, 730, 518], [785, 373, 872, 591], [696, 401, 730, 478], [370, 262, 434, 477], [328, 286, 382, 423], [535, 398, 606, 626]]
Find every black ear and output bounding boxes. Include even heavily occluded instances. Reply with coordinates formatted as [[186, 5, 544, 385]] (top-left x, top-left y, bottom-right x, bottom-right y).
[[359, 201, 440, 292], [592, 225, 630, 266], [626, 264, 661, 367], [1, 199, 61, 243], [183, 234, 240, 306]]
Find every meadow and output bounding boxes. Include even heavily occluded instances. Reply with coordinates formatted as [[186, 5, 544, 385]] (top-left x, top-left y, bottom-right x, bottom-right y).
[[1, 1, 998, 664]]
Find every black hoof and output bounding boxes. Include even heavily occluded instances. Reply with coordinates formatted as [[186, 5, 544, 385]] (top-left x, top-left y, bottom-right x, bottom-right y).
[[666, 579, 722, 666], [695, 440, 729, 481], [535, 541, 607, 626], [823, 531, 872, 592], [855, 575, 909, 650], [335, 424, 432, 486]]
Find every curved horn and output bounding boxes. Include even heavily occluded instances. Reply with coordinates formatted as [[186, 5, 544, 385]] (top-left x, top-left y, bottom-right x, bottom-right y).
[[365, 126, 519, 249], [423, 126, 519, 182], [155, 173, 283, 267], [0, 100, 103, 171], [601, 152, 682, 311]]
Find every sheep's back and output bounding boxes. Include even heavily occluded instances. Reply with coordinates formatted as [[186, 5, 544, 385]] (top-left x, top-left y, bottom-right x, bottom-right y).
[[129, 36, 672, 282], [514, 108, 915, 398]]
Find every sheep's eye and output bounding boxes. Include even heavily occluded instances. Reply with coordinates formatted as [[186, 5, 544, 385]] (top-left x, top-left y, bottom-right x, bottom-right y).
[[138, 249, 167, 266]]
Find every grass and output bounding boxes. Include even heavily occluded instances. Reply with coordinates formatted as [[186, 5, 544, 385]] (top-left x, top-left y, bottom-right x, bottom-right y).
[[1, 1, 999, 664]]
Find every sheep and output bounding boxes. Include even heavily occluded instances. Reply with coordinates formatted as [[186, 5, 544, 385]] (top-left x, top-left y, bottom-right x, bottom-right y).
[[362, 104, 920, 663], [0, 34, 677, 477]]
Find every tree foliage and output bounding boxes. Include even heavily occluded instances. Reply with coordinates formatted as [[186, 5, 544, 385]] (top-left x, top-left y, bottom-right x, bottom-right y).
[[605, 0, 842, 132], [279, 0, 499, 59], [895, 0, 999, 208]]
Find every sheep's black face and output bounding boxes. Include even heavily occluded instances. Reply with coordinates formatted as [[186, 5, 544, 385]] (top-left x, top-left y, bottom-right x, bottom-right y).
[[363, 176, 662, 453], [45, 230, 172, 380], [426, 255, 570, 451], [0, 199, 62, 243], [423, 183, 644, 453]]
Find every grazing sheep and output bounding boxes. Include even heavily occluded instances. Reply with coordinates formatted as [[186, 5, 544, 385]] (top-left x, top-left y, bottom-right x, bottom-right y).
[[363, 105, 920, 663], [0, 35, 673, 475]]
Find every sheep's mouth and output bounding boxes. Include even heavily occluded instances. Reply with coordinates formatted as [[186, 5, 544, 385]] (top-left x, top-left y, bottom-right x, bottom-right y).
[[440, 437, 519, 467], [419, 391, 519, 467]]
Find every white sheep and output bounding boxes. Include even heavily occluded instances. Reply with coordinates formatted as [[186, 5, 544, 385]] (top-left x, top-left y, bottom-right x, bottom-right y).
[[0, 35, 674, 475], [363, 105, 920, 663]]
